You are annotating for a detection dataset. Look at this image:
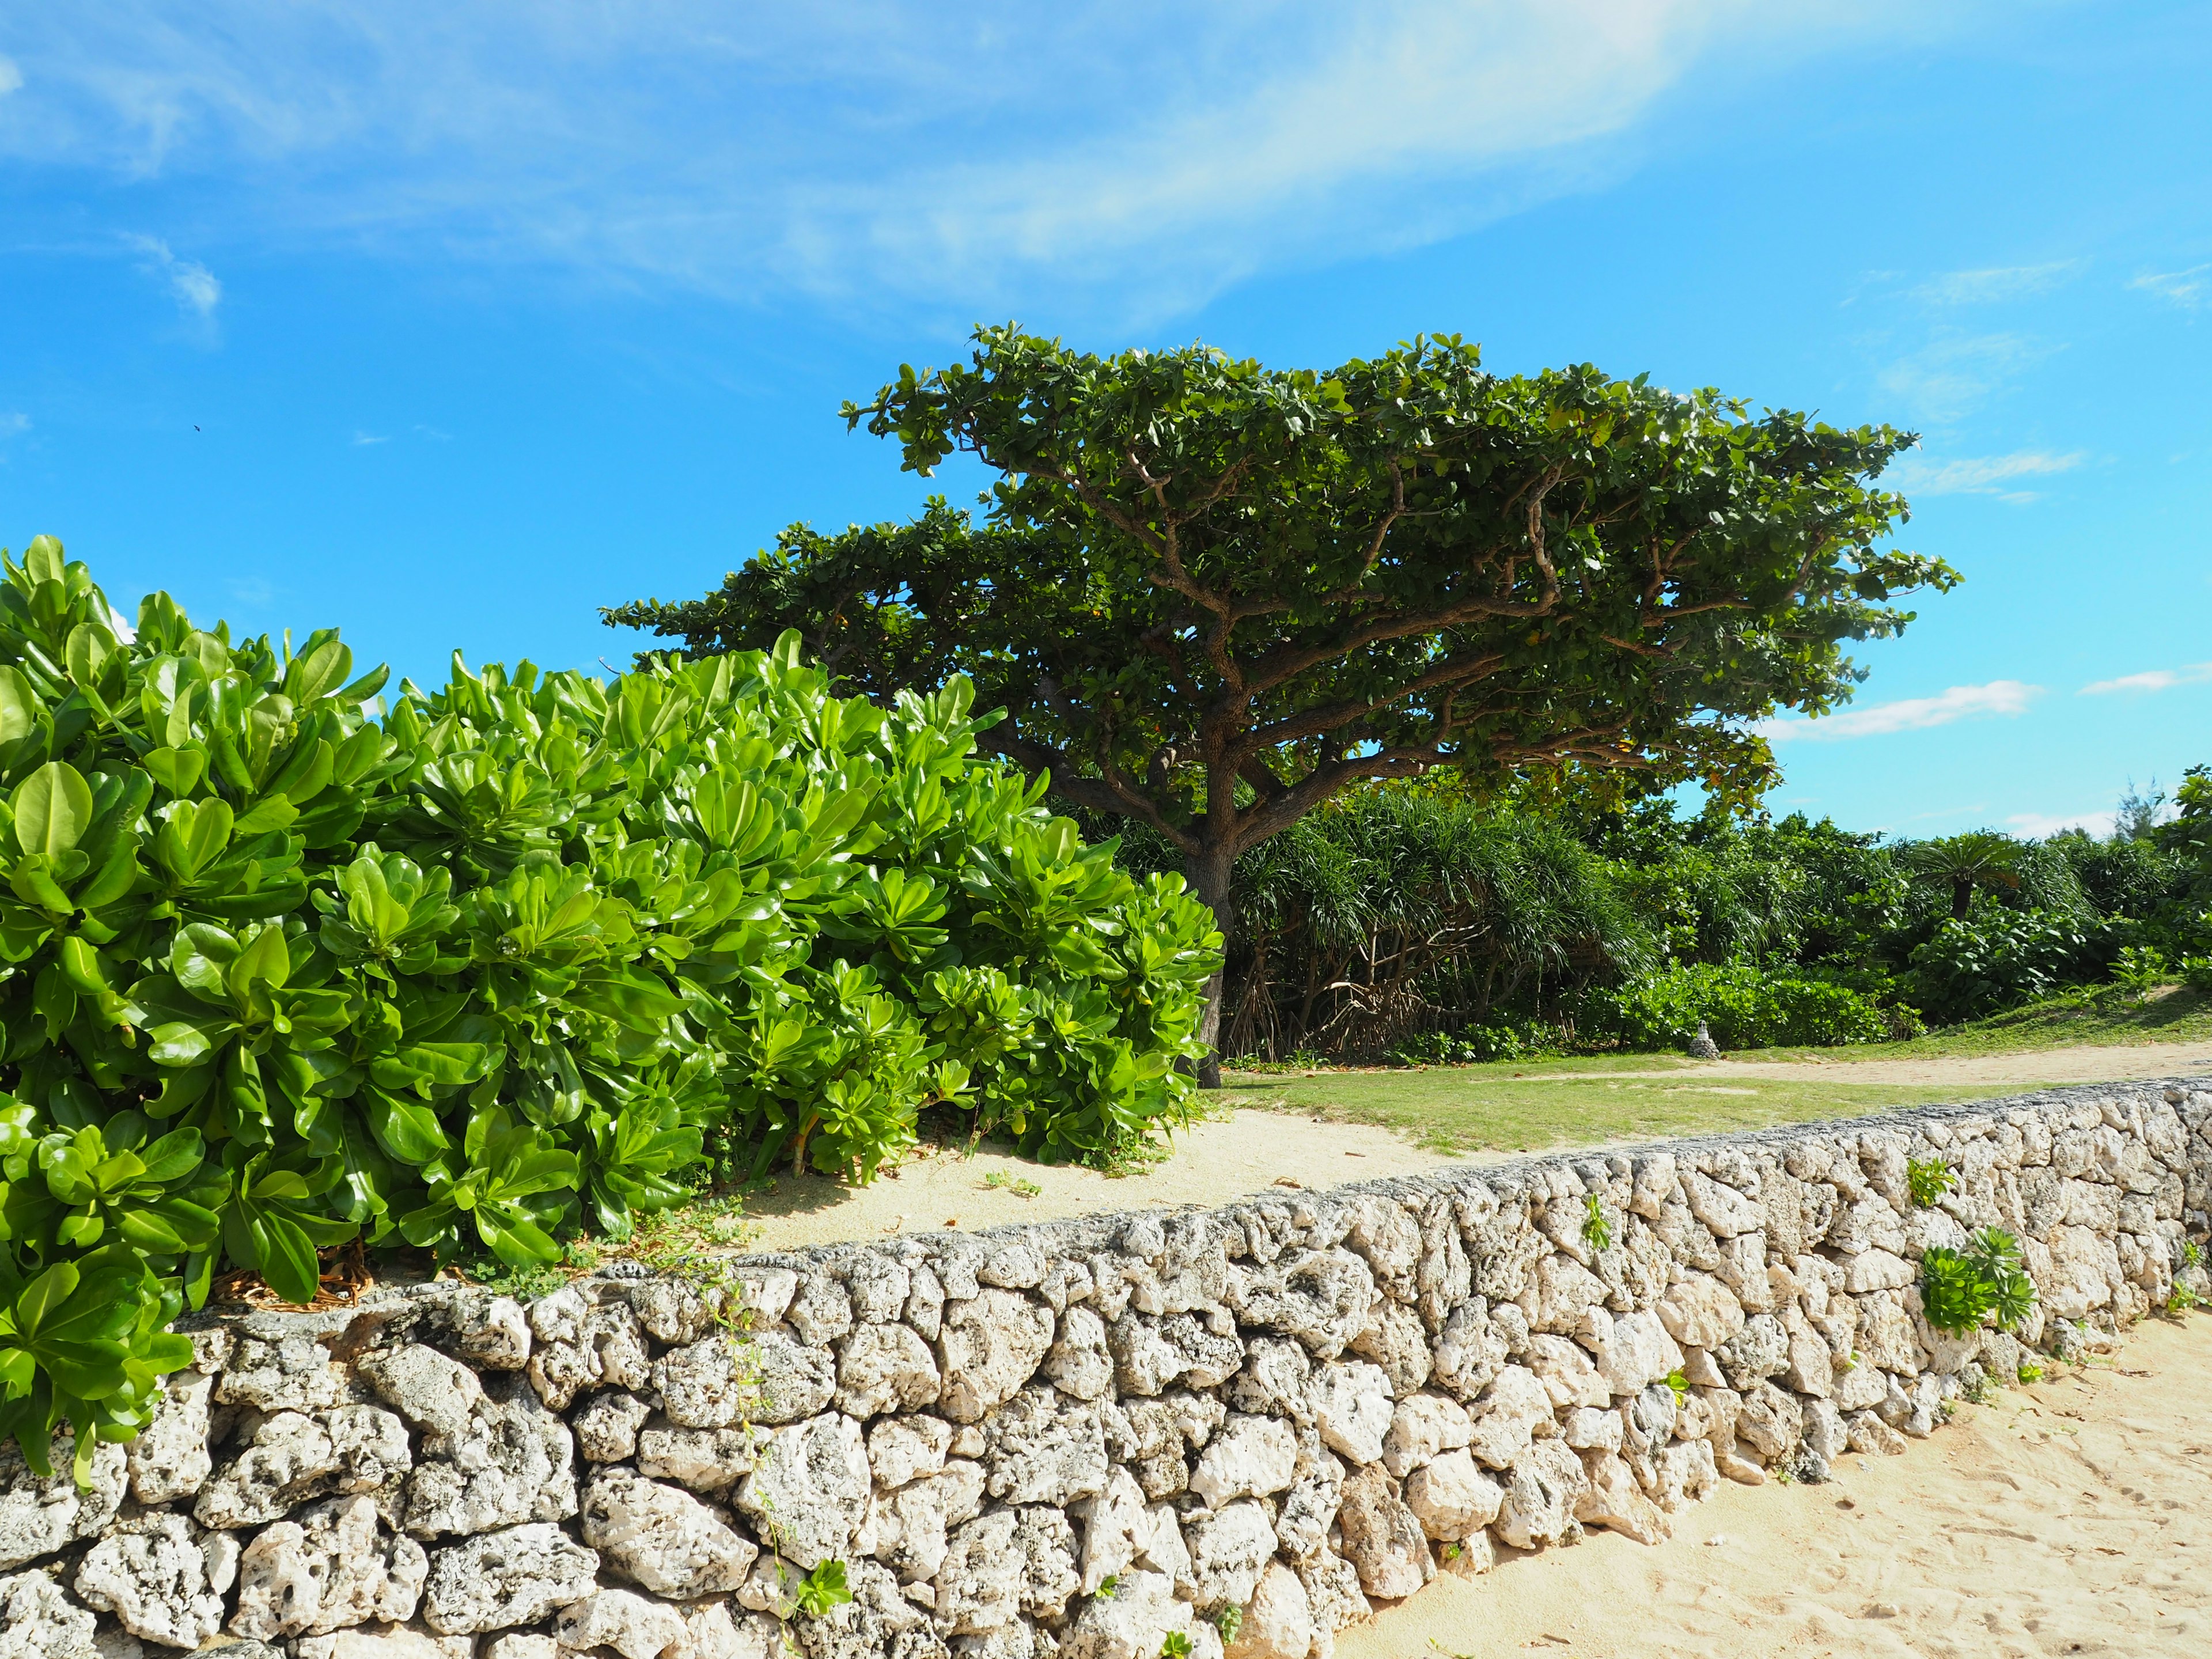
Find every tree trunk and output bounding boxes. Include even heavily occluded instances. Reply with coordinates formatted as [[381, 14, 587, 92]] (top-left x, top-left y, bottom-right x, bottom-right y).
[[1950, 877, 1973, 921], [1187, 846, 1238, 1089]]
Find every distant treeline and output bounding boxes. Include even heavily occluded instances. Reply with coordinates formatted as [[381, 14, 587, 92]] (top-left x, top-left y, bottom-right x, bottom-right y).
[[1102, 770, 2212, 1062]]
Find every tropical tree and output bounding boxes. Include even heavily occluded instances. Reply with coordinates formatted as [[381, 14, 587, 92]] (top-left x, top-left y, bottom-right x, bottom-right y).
[[1900, 830, 2025, 920], [609, 326, 1955, 1078]]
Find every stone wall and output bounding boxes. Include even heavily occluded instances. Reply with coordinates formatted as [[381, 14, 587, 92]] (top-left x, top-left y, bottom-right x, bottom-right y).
[[9, 1078, 2211, 1659]]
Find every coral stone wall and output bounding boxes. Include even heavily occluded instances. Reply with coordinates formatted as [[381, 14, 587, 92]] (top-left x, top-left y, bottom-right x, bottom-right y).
[[8, 1079, 2211, 1659]]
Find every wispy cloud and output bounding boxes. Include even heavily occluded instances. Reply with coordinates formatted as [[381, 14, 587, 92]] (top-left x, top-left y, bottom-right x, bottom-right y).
[[1875, 333, 2052, 425], [0, 3, 1954, 315], [1887, 448, 2082, 502], [1914, 261, 2081, 305], [2133, 265, 2209, 309], [0, 56, 21, 97], [1756, 679, 2041, 744], [123, 233, 221, 316], [2081, 661, 2212, 696], [352, 431, 390, 446], [0, 412, 28, 438], [2006, 808, 2114, 839]]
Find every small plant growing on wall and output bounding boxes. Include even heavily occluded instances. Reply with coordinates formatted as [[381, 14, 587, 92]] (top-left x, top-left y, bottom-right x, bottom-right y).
[[1215, 1607, 1244, 1645], [1581, 1193, 1613, 1253], [1907, 1156, 1956, 1209], [1921, 1228, 2036, 1335], [1160, 1634, 1194, 1659], [792, 1560, 853, 1619]]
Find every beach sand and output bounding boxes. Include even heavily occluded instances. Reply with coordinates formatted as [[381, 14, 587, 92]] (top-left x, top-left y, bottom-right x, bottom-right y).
[[1337, 1313, 2212, 1658]]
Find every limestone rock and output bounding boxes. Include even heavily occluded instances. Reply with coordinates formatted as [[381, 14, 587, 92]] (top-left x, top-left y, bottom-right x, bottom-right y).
[[555, 1588, 689, 1659], [419, 1523, 600, 1635], [1524, 1336, 1610, 1412], [1107, 1313, 1244, 1397], [217, 1335, 351, 1412], [836, 1323, 942, 1418], [230, 1495, 427, 1639], [1188, 1414, 1297, 1509], [1349, 1301, 1431, 1395], [1306, 1361, 1394, 1465], [72, 1513, 226, 1648], [982, 1387, 1107, 1507], [575, 1391, 654, 1463], [1494, 1440, 1587, 1551], [734, 1413, 870, 1569], [790, 1557, 935, 1659], [1298, 1553, 1369, 1654], [399, 1374, 574, 1537], [1844, 1248, 1915, 1294], [868, 1415, 952, 1491], [0, 1567, 97, 1659], [933, 1510, 1021, 1635], [1581, 1309, 1683, 1397], [581, 1467, 758, 1597], [626, 1279, 724, 1347], [1225, 1338, 1312, 1421], [1010, 1507, 1081, 1622], [1181, 1500, 1277, 1612], [1734, 1381, 1804, 1461], [1069, 1468, 1147, 1594], [786, 1276, 855, 1347], [1044, 1308, 1115, 1403], [528, 1300, 653, 1412], [127, 1369, 216, 1505], [292, 1627, 472, 1659], [1226, 1249, 1378, 1358], [197, 1407, 411, 1531], [1334, 1467, 1430, 1601], [1682, 1171, 1763, 1238], [937, 1291, 1056, 1423], [1402, 1449, 1503, 1540], [1225, 1560, 1313, 1659], [1058, 1569, 1199, 1659], [359, 1346, 484, 1440], [1716, 1314, 1791, 1390], [450, 1291, 533, 1369], [1466, 1365, 1552, 1470], [1573, 1451, 1669, 1545], [656, 1330, 836, 1429], [638, 1427, 765, 1495], [0, 1434, 125, 1571], [1273, 1449, 1343, 1564]]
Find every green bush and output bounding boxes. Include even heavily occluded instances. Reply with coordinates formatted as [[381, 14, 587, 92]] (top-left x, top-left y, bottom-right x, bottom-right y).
[[0, 538, 1218, 1475], [1906, 908, 2107, 1023], [1577, 961, 1911, 1051], [1919, 1229, 2036, 1335]]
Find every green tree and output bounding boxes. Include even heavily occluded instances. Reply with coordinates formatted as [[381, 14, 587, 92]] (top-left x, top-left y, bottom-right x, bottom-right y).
[[1900, 830, 2025, 921], [609, 327, 1954, 1078]]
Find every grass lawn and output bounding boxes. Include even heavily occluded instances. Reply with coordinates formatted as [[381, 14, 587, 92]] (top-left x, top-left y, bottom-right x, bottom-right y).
[[1221, 986, 2212, 1157]]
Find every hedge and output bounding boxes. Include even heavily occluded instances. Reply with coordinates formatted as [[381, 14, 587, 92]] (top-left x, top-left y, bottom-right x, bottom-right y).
[[0, 538, 1218, 1478]]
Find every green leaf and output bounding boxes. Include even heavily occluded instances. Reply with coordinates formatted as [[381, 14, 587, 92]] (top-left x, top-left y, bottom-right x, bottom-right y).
[[12, 762, 93, 858]]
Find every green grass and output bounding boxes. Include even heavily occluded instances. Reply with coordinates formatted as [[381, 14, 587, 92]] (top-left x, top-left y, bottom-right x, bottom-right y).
[[1742, 983, 2212, 1063], [1222, 986, 2212, 1157]]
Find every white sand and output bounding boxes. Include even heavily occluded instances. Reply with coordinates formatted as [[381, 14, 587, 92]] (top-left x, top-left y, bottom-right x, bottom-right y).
[[738, 1109, 1477, 1253], [1338, 1314, 2212, 1658]]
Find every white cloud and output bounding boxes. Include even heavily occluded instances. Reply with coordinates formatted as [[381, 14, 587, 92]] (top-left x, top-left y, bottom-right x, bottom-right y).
[[2006, 809, 2115, 839], [2133, 264, 2209, 309], [1913, 261, 2081, 305], [1875, 333, 2052, 425], [0, 2, 1954, 315], [2080, 661, 2212, 696], [0, 412, 28, 437], [0, 55, 21, 96], [123, 233, 221, 316], [352, 430, 390, 445], [1886, 448, 2082, 501], [1755, 679, 2041, 744]]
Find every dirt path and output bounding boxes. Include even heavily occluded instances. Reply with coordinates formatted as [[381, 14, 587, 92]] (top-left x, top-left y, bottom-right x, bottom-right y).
[[1600, 1039, 2212, 1089], [737, 1110, 1474, 1253], [735, 1044, 2212, 1255], [1340, 1313, 2212, 1658]]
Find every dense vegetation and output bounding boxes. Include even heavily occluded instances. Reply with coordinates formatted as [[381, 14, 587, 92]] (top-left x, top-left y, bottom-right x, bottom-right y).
[[1100, 777, 2206, 1064], [612, 326, 1953, 1077], [0, 539, 1216, 1476]]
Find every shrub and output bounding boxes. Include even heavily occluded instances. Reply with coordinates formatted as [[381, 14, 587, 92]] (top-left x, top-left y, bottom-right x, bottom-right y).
[[1919, 1229, 2037, 1335], [1906, 908, 2107, 1023], [0, 539, 1218, 1474], [1577, 962, 1907, 1051]]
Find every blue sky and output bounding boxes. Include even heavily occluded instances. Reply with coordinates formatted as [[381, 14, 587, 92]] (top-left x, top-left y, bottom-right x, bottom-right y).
[[1, 1, 2206, 840]]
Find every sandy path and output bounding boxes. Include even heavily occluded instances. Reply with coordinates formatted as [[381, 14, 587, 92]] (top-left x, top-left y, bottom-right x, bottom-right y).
[[1340, 1314, 2212, 1659], [1623, 1040, 2212, 1089], [738, 1110, 1476, 1253]]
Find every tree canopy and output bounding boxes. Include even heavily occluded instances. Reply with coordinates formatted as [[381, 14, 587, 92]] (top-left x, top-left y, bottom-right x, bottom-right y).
[[609, 325, 1957, 1069]]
